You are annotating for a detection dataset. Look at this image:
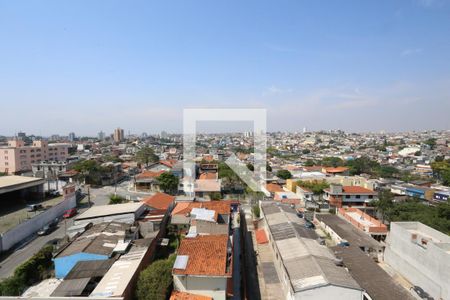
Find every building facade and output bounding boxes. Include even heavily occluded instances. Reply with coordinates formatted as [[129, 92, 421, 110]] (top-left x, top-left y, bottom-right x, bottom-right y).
[[385, 222, 450, 300], [114, 128, 124, 143], [0, 139, 69, 174]]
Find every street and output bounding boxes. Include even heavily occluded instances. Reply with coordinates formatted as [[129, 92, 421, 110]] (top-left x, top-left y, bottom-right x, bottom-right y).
[[0, 179, 153, 279]]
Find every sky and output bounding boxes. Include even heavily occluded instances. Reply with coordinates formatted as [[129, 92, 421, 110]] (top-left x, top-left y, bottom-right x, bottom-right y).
[[1, 0, 450, 136]]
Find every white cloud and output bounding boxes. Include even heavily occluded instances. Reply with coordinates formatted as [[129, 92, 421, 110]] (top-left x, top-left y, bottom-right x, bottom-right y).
[[401, 48, 423, 56], [262, 85, 293, 96]]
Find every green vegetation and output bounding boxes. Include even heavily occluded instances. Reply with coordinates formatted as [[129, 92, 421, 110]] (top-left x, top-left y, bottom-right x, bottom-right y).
[[136, 255, 176, 300], [0, 245, 54, 296], [252, 204, 261, 219], [296, 180, 329, 195], [209, 192, 222, 200], [276, 169, 292, 180], [157, 172, 179, 194], [424, 138, 437, 150], [135, 146, 159, 167], [109, 194, 126, 204], [431, 159, 450, 186], [72, 159, 112, 186], [374, 191, 450, 234], [0, 172, 6, 176], [346, 156, 400, 178], [320, 157, 344, 167]]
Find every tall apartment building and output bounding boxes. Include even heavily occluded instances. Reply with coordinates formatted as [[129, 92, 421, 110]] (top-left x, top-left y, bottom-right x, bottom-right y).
[[114, 128, 124, 143], [0, 139, 69, 174]]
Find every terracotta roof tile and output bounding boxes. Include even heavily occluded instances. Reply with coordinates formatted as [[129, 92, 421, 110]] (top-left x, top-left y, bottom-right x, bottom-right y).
[[173, 235, 230, 276], [170, 291, 212, 300], [266, 183, 284, 193], [142, 192, 175, 210], [136, 170, 165, 179], [342, 186, 376, 194], [172, 201, 231, 216]]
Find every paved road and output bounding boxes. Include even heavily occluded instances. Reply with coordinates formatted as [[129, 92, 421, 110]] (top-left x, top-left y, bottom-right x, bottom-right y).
[[0, 179, 152, 279], [0, 216, 76, 279]]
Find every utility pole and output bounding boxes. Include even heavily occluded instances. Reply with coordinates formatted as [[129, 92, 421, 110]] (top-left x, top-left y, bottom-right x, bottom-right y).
[[87, 185, 91, 207]]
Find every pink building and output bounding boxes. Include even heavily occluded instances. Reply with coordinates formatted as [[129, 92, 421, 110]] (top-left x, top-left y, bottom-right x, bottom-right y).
[[0, 139, 70, 174]]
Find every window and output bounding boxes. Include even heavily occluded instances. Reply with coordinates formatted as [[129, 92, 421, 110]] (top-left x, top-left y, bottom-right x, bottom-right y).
[[368, 195, 373, 199], [345, 195, 350, 199], [356, 195, 361, 199], [5, 162, 8, 166]]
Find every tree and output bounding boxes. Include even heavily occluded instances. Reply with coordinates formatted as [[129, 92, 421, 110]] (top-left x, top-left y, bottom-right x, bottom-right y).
[[424, 138, 437, 150], [135, 146, 159, 167], [157, 172, 179, 194], [136, 257, 175, 300], [321, 157, 344, 167], [347, 156, 380, 176], [374, 190, 394, 223], [297, 180, 329, 195], [304, 159, 316, 167], [109, 194, 126, 204], [210, 192, 222, 200], [431, 159, 450, 186], [276, 170, 292, 180], [252, 204, 261, 219]]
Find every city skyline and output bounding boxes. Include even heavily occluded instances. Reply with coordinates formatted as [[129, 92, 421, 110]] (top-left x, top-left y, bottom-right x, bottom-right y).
[[1, 0, 450, 135]]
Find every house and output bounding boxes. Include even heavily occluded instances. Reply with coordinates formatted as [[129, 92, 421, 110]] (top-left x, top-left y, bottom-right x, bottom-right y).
[[53, 222, 136, 278], [385, 222, 450, 300], [171, 201, 231, 233], [170, 291, 212, 300], [323, 184, 377, 208], [172, 235, 232, 300], [337, 207, 387, 240], [433, 190, 450, 202], [323, 166, 349, 176], [134, 170, 165, 192], [273, 190, 300, 205], [295, 185, 314, 206], [147, 160, 178, 172], [142, 192, 175, 211]]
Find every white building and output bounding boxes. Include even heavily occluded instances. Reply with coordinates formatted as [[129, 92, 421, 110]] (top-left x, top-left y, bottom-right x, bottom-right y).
[[385, 222, 450, 300], [260, 203, 363, 300]]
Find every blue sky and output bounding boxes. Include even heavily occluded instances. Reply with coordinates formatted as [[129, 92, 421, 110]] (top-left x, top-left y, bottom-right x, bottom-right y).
[[1, 0, 450, 136]]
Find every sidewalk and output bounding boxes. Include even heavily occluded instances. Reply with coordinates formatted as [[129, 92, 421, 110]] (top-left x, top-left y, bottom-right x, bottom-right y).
[[246, 215, 283, 300]]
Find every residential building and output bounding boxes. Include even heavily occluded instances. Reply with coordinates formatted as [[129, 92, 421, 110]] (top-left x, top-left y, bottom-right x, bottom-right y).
[[385, 222, 450, 300], [172, 235, 232, 300], [337, 207, 387, 240], [260, 202, 363, 300], [74, 202, 146, 225], [114, 128, 124, 143], [323, 184, 377, 208], [53, 222, 137, 278], [0, 139, 69, 174]]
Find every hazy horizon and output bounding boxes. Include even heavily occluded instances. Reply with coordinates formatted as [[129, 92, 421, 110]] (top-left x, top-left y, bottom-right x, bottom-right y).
[[1, 0, 450, 135]]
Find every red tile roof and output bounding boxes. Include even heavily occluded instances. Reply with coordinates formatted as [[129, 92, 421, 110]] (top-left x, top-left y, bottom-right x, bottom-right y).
[[173, 235, 230, 276], [324, 166, 349, 173], [142, 192, 175, 210], [342, 186, 376, 194], [172, 201, 231, 216], [160, 159, 178, 168], [136, 170, 165, 179], [170, 291, 212, 300], [266, 183, 283, 193], [255, 229, 268, 244], [199, 172, 218, 180]]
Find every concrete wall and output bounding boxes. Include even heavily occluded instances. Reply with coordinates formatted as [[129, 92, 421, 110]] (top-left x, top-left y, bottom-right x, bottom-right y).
[[384, 222, 450, 300], [173, 274, 227, 300], [0, 190, 76, 252], [195, 220, 228, 235]]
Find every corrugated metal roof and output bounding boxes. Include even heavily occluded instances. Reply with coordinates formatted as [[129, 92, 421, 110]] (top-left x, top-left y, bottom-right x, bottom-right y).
[[65, 259, 116, 280], [262, 202, 361, 293], [51, 278, 91, 297]]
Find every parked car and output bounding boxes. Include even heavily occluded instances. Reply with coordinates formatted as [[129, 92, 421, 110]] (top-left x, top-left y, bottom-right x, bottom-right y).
[[49, 190, 60, 197], [305, 220, 315, 229], [63, 208, 77, 218], [38, 219, 59, 236], [338, 239, 350, 247], [27, 204, 43, 212]]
